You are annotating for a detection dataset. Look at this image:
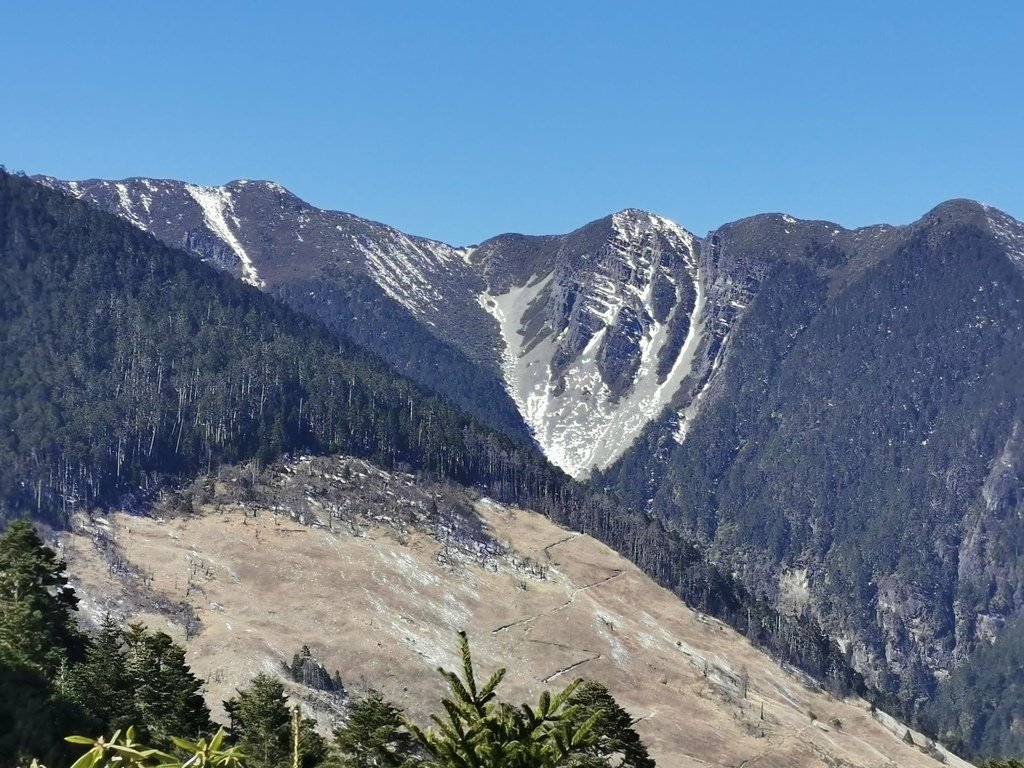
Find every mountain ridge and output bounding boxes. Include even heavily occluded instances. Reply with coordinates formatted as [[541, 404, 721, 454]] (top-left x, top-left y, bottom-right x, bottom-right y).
[[39, 174, 1022, 261], [28, 169, 1024, 753], [36, 175, 713, 477], [38, 172, 1024, 482]]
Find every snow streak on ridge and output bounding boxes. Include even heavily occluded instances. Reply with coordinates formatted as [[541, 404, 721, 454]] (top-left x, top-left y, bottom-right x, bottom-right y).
[[481, 211, 706, 477], [984, 204, 1024, 271], [356, 225, 473, 325], [186, 184, 265, 288]]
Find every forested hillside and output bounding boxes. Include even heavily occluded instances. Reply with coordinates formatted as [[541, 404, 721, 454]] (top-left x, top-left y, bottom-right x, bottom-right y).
[[0, 169, 545, 522], [929, 610, 1024, 757], [602, 203, 1024, 754], [0, 170, 872, 718], [35, 175, 534, 445]]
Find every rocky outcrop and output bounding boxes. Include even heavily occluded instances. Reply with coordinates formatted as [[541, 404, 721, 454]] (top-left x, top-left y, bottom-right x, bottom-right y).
[[40, 177, 741, 478]]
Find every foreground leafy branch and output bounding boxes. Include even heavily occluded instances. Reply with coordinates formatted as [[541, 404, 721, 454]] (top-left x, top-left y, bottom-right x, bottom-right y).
[[41, 727, 244, 768]]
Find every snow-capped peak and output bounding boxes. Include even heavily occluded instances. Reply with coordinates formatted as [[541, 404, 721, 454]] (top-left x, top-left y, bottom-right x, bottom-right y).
[[610, 209, 695, 251]]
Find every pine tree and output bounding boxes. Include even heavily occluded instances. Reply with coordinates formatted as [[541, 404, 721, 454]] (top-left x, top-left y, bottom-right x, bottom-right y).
[[0, 518, 90, 765], [567, 681, 655, 768], [65, 614, 140, 735], [332, 691, 419, 767], [297, 709, 329, 768], [225, 673, 292, 768], [123, 623, 212, 745], [0, 518, 83, 677], [409, 632, 604, 768]]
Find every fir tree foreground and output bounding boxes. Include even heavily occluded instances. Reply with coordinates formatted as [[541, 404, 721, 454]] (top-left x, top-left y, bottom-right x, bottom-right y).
[[406, 631, 653, 768], [44, 634, 653, 768]]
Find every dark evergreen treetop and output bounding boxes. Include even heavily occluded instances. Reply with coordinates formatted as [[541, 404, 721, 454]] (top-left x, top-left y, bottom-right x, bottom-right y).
[[123, 623, 212, 745], [225, 672, 325, 768], [0, 518, 82, 676], [332, 691, 420, 768], [0, 518, 87, 766], [65, 614, 139, 736], [567, 680, 655, 768]]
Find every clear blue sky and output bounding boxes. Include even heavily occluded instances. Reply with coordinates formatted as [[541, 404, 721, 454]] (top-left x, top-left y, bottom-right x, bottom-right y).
[[2, 1, 1021, 244]]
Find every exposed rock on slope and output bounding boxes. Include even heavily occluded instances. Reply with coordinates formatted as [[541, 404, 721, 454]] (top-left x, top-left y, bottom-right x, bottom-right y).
[[601, 201, 1024, 746], [37, 178, 732, 474], [473, 210, 706, 475], [60, 455, 964, 768]]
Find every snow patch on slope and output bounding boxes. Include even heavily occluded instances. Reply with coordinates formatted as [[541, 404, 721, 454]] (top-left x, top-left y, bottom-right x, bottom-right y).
[[984, 205, 1024, 270], [482, 212, 707, 478], [612, 209, 693, 251], [185, 184, 264, 288], [115, 183, 150, 233], [478, 274, 553, 428], [341, 223, 481, 328], [358, 230, 460, 320], [673, 333, 724, 445]]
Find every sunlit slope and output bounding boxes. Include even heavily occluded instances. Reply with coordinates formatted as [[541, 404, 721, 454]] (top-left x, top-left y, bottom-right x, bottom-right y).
[[61, 456, 963, 768]]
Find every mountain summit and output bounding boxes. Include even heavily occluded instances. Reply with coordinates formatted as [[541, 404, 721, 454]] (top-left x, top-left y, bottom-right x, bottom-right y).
[[38, 177, 721, 476]]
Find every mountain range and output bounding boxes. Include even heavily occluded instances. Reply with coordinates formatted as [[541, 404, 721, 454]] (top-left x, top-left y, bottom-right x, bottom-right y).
[[17, 170, 1024, 756]]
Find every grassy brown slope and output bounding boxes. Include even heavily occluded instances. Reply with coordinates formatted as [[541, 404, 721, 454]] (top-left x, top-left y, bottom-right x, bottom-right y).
[[60, 457, 965, 768]]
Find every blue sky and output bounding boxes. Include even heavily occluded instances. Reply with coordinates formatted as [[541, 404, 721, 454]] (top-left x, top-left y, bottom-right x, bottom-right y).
[[2, 2, 1021, 244]]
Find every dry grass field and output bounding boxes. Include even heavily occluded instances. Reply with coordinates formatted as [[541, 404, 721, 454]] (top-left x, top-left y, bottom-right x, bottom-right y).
[[58, 457, 967, 768]]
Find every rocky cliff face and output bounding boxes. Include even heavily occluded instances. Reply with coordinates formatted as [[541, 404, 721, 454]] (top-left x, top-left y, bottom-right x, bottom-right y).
[[38, 177, 745, 478], [472, 210, 707, 476]]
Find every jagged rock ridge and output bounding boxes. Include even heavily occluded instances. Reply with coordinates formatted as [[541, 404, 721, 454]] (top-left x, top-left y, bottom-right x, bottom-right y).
[[37, 177, 740, 477]]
